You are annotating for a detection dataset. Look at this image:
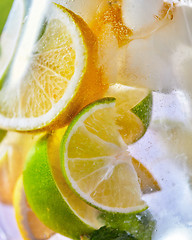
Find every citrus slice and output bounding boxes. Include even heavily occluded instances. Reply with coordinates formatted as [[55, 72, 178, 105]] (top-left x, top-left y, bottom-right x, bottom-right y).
[[0, 131, 42, 204], [23, 131, 103, 240], [105, 84, 152, 144], [61, 97, 147, 213], [0, 4, 105, 131], [13, 176, 54, 240], [132, 158, 160, 194]]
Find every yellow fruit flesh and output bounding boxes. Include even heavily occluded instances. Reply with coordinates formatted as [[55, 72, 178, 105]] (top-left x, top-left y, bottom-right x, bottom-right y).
[[106, 84, 149, 108], [0, 19, 75, 118], [105, 84, 150, 144], [132, 158, 161, 194], [0, 5, 107, 131], [14, 176, 54, 240], [65, 102, 146, 212], [116, 109, 145, 144], [48, 128, 102, 228]]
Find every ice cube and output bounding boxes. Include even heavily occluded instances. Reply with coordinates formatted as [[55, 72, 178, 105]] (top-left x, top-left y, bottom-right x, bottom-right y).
[[117, 4, 192, 92]]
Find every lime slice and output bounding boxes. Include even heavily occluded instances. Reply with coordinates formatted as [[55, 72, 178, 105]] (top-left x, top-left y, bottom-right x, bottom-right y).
[[13, 176, 54, 240], [61, 97, 147, 213], [0, 4, 105, 131], [105, 84, 152, 144], [23, 132, 103, 240]]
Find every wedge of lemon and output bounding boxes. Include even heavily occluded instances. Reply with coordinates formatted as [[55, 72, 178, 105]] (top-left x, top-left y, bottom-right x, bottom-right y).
[[105, 83, 152, 144], [23, 130, 103, 240], [0, 4, 105, 131], [61, 98, 148, 213], [13, 176, 54, 240]]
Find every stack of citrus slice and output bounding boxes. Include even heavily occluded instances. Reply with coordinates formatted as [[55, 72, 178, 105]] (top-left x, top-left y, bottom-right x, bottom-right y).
[[0, 2, 160, 240], [22, 87, 158, 239], [60, 97, 148, 213]]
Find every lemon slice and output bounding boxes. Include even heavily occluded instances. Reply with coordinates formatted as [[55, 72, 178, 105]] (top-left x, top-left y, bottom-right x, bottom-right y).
[[0, 4, 105, 131], [13, 176, 54, 240], [105, 84, 152, 144], [61, 98, 147, 213], [23, 131, 103, 240], [0, 131, 41, 204]]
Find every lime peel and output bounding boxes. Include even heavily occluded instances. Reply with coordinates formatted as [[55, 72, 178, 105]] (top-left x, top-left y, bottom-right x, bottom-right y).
[[131, 92, 153, 131], [60, 97, 147, 214], [23, 135, 102, 240]]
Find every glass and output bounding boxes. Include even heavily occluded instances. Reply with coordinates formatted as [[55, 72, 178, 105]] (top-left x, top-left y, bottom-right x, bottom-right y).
[[0, 0, 192, 239]]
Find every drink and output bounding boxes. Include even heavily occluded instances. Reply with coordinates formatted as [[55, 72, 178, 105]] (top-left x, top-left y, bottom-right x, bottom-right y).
[[0, 0, 192, 239]]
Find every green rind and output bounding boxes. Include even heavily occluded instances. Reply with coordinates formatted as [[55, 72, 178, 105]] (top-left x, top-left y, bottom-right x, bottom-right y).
[[131, 92, 153, 131], [23, 135, 96, 240], [60, 97, 116, 153], [60, 97, 147, 214], [60, 98, 118, 213]]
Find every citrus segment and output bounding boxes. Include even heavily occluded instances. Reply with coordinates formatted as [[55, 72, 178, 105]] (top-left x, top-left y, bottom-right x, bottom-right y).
[[0, 4, 106, 131], [13, 176, 54, 240], [23, 133, 103, 240], [61, 98, 147, 213], [105, 84, 152, 144], [132, 158, 161, 194]]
